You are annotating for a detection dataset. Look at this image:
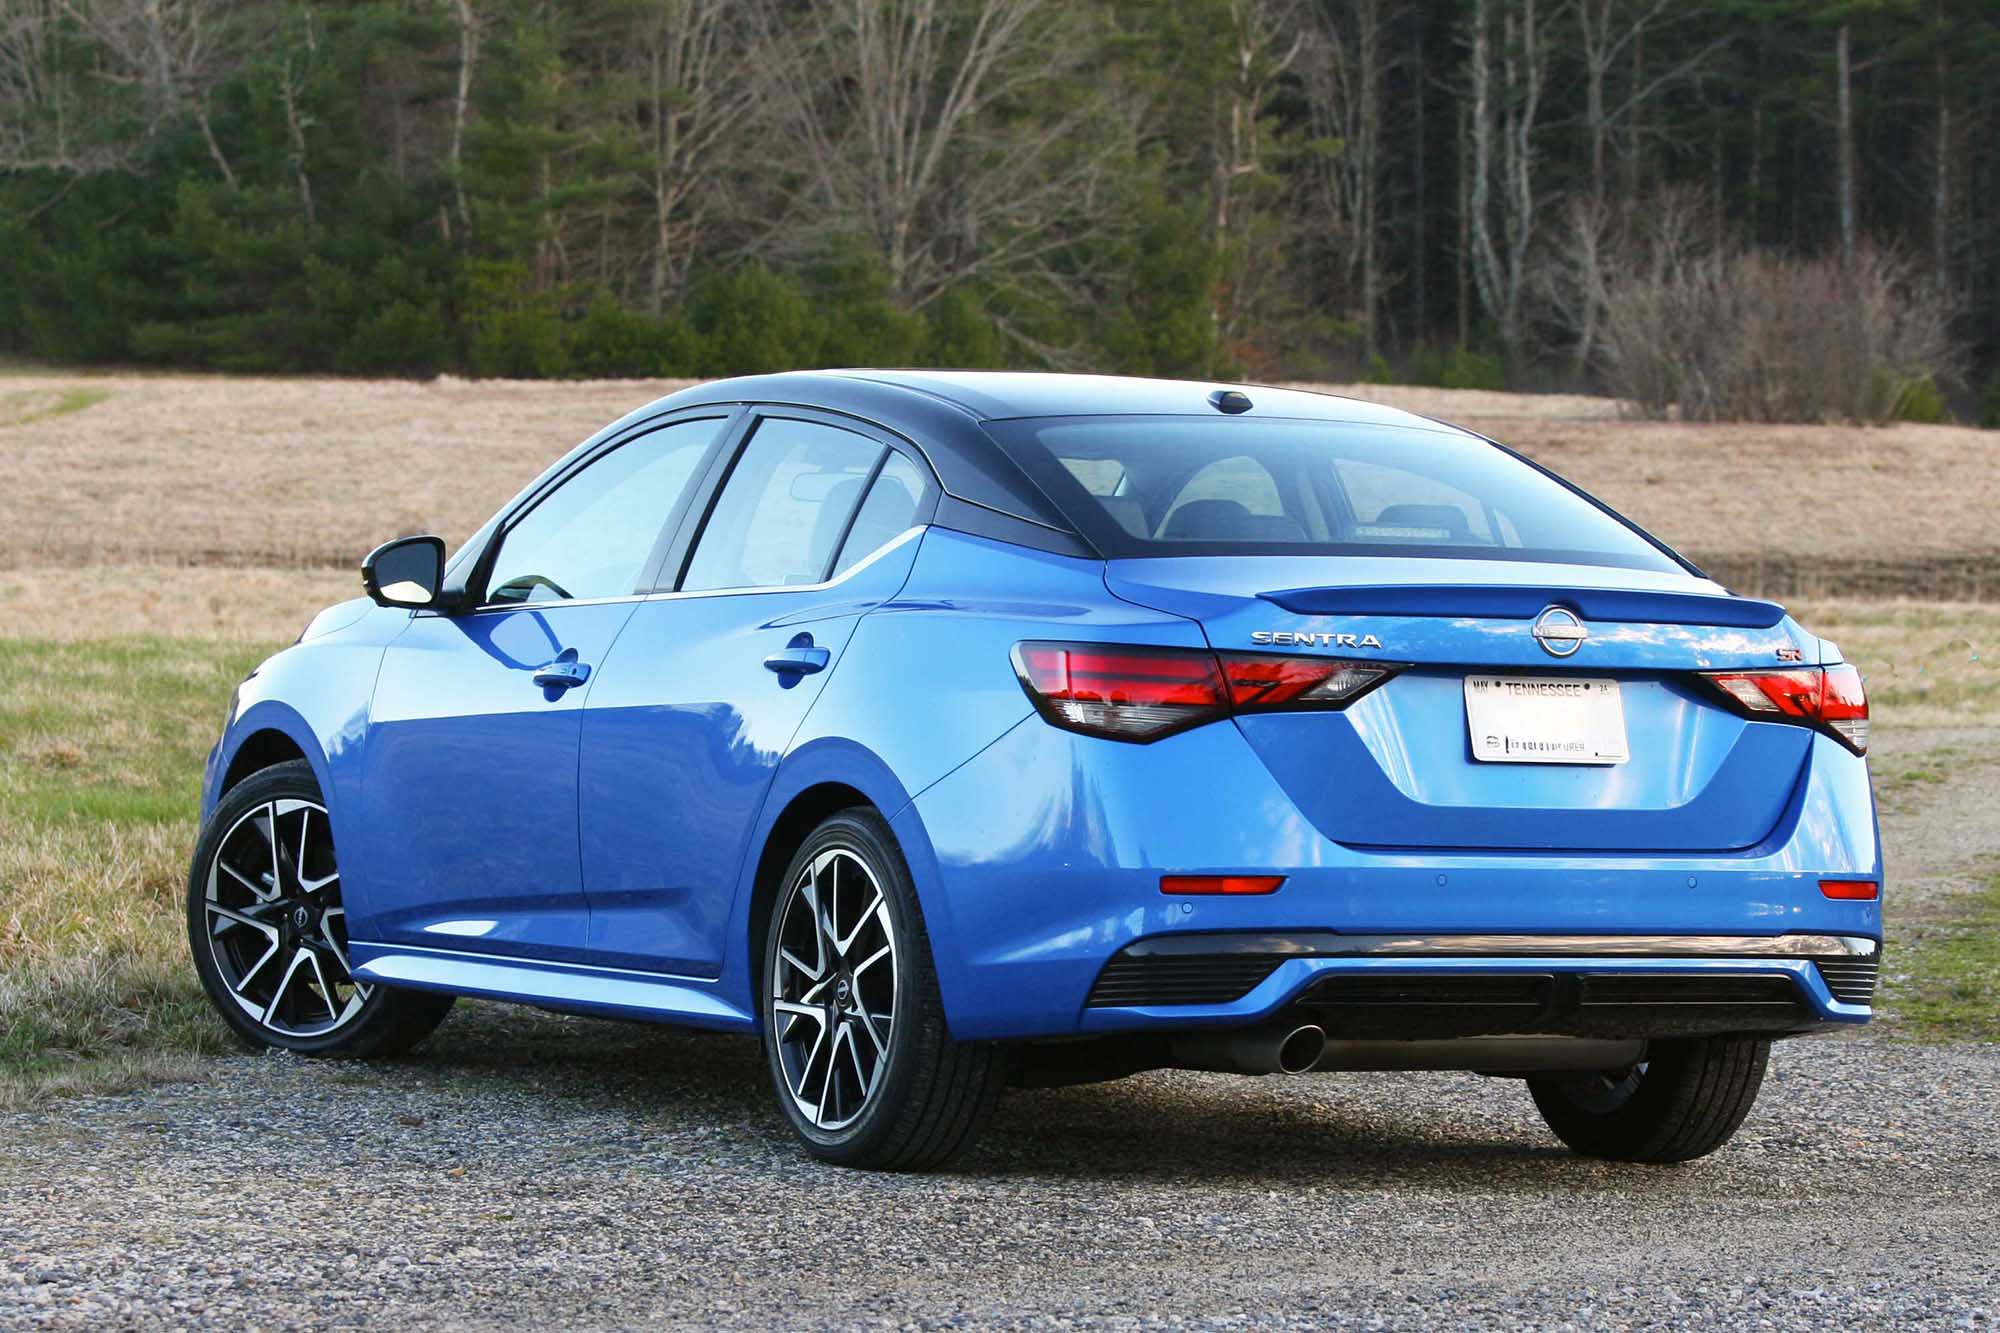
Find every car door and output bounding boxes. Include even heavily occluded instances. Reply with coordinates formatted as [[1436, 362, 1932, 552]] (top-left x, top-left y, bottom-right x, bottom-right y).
[[577, 412, 936, 975], [351, 413, 733, 961]]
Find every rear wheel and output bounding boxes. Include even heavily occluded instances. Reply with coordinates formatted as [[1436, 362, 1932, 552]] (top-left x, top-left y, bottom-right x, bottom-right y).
[[187, 760, 453, 1057], [760, 809, 1007, 1170], [1527, 1035, 1770, 1163]]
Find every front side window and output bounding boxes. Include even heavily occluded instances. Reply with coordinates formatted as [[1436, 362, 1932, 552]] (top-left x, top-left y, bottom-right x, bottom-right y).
[[485, 417, 722, 606], [985, 416, 1683, 572], [681, 418, 885, 592]]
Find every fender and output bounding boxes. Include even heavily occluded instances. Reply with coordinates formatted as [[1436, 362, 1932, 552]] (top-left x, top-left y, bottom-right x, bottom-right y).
[[717, 735, 924, 1027]]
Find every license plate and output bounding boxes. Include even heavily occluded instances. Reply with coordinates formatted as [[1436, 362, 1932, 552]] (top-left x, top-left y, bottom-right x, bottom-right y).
[[1464, 675, 1628, 765]]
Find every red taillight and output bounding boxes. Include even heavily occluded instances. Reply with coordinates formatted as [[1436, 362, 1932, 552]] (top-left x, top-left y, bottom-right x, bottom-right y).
[[1700, 664, 1869, 754], [1820, 879, 1880, 900], [1011, 643, 1228, 740], [1012, 642, 1397, 742], [1217, 653, 1395, 712], [1160, 874, 1285, 895]]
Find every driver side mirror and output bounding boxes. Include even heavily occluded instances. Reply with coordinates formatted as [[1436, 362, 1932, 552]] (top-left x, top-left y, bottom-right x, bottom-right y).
[[362, 535, 448, 610]]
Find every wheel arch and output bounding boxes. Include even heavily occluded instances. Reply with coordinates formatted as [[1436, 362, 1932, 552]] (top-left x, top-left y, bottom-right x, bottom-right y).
[[745, 781, 876, 1004], [729, 737, 964, 1031], [220, 728, 310, 795], [207, 702, 334, 818]]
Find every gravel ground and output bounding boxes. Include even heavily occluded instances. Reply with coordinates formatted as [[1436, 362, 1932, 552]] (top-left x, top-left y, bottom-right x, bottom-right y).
[[2, 1009, 1995, 1330]]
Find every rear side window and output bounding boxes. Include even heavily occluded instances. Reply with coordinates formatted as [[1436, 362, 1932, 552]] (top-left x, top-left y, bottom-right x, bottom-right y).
[[985, 416, 1682, 572], [830, 451, 928, 579], [681, 418, 883, 591]]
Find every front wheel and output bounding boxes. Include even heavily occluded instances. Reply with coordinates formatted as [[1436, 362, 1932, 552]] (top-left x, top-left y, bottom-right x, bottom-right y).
[[187, 759, 453, 1057], [1528, 1035, 1771, 1163], [760, 809, 1007, 1170]]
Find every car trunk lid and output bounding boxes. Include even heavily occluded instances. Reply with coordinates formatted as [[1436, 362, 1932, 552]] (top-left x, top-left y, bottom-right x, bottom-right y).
[[1105, 556, 1820, 853]]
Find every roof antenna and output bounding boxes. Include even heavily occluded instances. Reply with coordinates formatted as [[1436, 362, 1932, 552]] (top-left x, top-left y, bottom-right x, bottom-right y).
[[1208, 388, 1253, 415]]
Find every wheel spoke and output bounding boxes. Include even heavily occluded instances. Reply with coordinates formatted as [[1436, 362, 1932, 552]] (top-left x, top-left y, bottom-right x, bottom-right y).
[[207, 901, 279, 940], [261, 948, 309, 1027], [835, 888, 883, 957], [220, 859, 277, 903], [260, 803, 285, 896], [842, 1020, 871, 1097], [317, 907, 371, 999], [304, 948, 335, 1018], [779, 946, 823, 984], [794, 1022, 828, 1104], [851, 942, 891, 979], [855, 1003, 889, 1058], [232, 939, 281, 994]]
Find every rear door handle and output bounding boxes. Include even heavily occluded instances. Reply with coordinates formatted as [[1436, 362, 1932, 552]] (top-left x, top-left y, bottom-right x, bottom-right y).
[[533, 650, 592, 692], [763, 646, 830, 676]]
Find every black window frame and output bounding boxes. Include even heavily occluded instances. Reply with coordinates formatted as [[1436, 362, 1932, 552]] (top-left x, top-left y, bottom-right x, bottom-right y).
[[654, 406, 941, 595], [457, 408, 744, 612]]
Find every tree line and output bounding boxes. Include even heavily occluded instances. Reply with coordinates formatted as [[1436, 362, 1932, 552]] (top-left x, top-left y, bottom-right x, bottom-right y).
[[1, 0, 1995, 421]]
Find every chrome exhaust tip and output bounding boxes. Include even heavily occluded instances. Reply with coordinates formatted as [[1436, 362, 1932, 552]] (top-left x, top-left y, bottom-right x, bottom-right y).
[[1276, 1023, 1327, 1075]]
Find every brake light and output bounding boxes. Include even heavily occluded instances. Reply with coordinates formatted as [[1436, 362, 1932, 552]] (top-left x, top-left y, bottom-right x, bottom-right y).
[[1217, 653, 1395, 712], [1700, 664, 1869, 754], [1011, 643, 1228, 740], [1012, 642, 1397, 742]]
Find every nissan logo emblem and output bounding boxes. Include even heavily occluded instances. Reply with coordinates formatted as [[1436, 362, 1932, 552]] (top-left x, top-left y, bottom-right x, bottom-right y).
[[1531, 606, 1588, 657]]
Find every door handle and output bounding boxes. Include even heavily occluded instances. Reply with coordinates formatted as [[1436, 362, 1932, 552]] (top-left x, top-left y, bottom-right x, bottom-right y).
[[533, 650, 591, 692], [763, 646, 830, 676]]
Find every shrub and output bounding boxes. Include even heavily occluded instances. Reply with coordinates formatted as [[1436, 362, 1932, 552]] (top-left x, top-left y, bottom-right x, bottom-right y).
[[1981, 370, 2000, 430], [1891, 372, 1948, 424], [688, 264, 821, 374], [569, 298, 697, 377], [1412, 343, 1506, 391], [1600, 247, 1961, 424], [463, 260, 570, 378]]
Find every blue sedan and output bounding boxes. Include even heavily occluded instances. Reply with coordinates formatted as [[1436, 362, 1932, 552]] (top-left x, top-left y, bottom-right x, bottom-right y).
[[188, 372, 1882, 1169]]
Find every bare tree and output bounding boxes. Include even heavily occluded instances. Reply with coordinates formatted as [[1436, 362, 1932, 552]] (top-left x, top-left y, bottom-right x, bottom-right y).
[[0, 0, 120, 173], [1466, 0, 1562, 354], [1304, 0, 1389, 358], [444, 0, 476, 245], [64, 0, 243, 184], [628, 0, 763, 312], [768, 0, 1115, 310]]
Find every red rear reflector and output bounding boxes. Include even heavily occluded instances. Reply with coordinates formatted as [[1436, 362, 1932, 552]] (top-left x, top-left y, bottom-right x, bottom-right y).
[[1819, 879, 1879, 900], [1700, 664, 1869, 754], [1160, 875, 1285, 896]]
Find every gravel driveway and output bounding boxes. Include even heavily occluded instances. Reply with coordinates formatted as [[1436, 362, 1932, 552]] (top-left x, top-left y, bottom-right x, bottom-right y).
[[2, 1006, 1995, 1330]]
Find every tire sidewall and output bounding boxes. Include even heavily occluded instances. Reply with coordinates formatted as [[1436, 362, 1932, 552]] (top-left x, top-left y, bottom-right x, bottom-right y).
[[759, 811, 929, 1161]]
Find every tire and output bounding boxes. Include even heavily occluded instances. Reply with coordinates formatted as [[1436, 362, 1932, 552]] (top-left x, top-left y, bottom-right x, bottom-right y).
[[759, 809, 1007, 1170], [1527, 1035, 1771, 1164], [187, 759, 454, 1058]]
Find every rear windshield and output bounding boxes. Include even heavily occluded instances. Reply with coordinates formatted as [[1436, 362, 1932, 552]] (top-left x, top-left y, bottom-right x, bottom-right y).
[[983, 416, 1686, 573]]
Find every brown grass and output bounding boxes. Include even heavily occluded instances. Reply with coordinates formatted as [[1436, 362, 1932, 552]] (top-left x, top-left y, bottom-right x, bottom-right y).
[[1, 371, 1995, 640]]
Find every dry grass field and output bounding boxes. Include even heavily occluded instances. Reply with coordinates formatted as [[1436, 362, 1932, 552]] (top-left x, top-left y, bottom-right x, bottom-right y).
[[0, 368, 1995, 1101]]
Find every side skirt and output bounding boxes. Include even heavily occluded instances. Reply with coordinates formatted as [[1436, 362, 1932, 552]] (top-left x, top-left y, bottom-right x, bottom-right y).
[[348, 941, 756, 1031]]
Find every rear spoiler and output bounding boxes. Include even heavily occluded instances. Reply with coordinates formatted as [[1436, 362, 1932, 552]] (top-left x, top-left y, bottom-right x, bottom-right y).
[[1257, 584, 1787, 629]]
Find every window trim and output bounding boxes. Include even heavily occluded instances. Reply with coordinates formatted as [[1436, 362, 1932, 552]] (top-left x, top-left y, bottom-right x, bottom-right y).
[[459, 408, 745, 613], [653, 406, 940, 596]]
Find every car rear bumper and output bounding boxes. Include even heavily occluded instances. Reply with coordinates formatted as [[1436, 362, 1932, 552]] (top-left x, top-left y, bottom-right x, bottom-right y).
[[901, 714, 1883, 1041], [1076, 931, 1879, 1038]]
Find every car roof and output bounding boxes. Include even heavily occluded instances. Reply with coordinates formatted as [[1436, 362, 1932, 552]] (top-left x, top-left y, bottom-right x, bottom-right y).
[[666, 368, 1440, 428], [613, 370, 1468, 557]]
